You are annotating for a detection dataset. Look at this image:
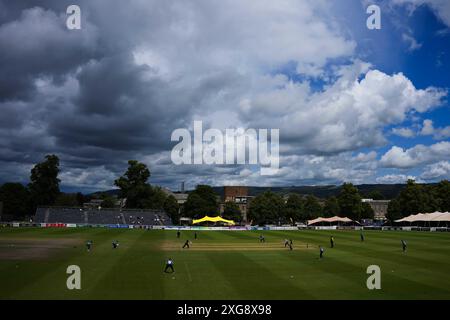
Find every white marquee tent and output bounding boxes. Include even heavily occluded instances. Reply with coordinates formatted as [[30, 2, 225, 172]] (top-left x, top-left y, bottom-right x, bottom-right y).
[[395, 211, 450, 223], [307, 216, 356, 225]]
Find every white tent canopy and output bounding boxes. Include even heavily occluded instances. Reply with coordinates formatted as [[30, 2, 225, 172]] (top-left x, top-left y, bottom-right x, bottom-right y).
[[395, 211, 450, 223], [307, 216, 355, 225]]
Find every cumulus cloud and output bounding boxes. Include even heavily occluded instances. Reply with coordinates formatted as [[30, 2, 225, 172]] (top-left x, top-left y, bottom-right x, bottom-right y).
[[393, 0, 450, 28], [420, 119, 450, 139], [380, 141, 450, 168], [420, 161, 450, 180], [402, 33, 423, 51], [58, 166, 119, 192], [376, 174, 420, 184], [392, 127, 416, 138], [134, 150, 380, 190], [239, 63, 446, 154]]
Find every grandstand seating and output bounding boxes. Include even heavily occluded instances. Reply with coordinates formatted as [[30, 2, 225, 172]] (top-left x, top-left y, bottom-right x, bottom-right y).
[[87, 210, 125, 225], [34, 207, 48, 223], [122, 210, 168, 226], [46, 208, 85, 224], [34, 207, 172, 226]]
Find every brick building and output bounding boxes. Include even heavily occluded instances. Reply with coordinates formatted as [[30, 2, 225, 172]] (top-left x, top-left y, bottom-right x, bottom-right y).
[[220, 186, 253, 223]]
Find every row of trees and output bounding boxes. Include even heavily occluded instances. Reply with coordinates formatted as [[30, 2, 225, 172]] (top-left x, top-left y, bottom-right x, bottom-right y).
[[0, 155, 373, 224], [178, 182, 374, 225], [2, 154, 448, 225], [386, 179, 450, 222], [0, 156, 218, 224], [248, 183, 374, 225], [170, 180, 450, 225], [0, 155, 61, 219], [0, 155, 145, 219], [179, 184, 242, 222], [0, 156, 182, 222]]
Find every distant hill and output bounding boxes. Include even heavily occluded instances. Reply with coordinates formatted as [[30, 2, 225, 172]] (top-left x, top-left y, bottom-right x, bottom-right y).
[[88, 189, 121, 197], [211, 184, 408, 200], [91, 184, 410, 200]]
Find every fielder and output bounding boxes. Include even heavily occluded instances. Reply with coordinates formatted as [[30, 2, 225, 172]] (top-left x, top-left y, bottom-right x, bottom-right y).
[[86, 240, 93, 252], [164, 258, 175, 273], [401, 240, 407, 252], [182, 240, 191, 249]]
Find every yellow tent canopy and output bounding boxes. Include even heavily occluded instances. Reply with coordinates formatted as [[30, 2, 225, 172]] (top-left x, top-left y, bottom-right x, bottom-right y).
[[192, 216, 235, 225]]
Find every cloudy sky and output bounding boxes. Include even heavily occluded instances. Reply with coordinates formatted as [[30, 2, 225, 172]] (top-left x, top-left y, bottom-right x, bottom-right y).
[[0, 0, 449, 192]]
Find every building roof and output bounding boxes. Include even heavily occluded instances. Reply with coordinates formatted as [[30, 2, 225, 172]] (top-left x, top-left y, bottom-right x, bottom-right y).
[[173, 193, 188, 200]]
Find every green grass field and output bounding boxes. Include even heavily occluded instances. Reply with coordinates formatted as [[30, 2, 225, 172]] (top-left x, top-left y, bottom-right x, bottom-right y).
[[1, 227, 450, 300]]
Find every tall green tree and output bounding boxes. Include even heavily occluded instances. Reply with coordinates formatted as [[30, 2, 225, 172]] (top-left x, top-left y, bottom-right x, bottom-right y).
[[164, 195, 180, 225], [100, 196, 117, 208], [338, 183, 362, 220], [0, 183, 32, 218], [323, 196, 340, 217], [142, 186, 167, 210], [396, 179, 438, 216], [248, 191, 285, 225], [28, 154, 60, 207], [386, 198, 402, 222], [367, 190, 385, 200], [387, 179, 449, 222], [361, 202, 375, 219], [183, 194, 207, 218], [222, 201, 242, 222], [435, 180, 450, 212], [285, 193, 303, 223], [76, 192, 86, 206], [303, 195, 323, 220], [192, 185, 218, 208], [183, 185, 218, 218], [114, 160, 152, 209]]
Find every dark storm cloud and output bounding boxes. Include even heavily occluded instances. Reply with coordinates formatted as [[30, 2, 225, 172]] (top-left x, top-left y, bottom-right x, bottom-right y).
[[0, 1, 192, 186], [0, 101, 25, 129], [0, 2, 112, 185], [0, 5, 100, 101], [46, 53, 210, 156], [0, 0, 234, 189]]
